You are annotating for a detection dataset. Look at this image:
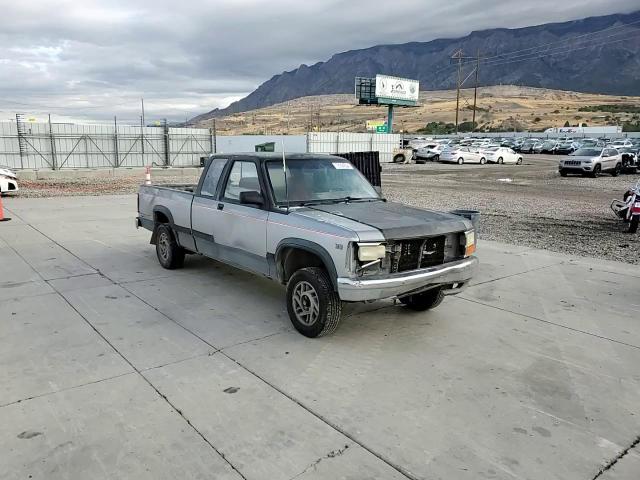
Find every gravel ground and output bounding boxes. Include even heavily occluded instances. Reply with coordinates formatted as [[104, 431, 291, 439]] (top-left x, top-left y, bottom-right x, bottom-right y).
[[383, 155, 640, 264], [6, 155, 639, 264]]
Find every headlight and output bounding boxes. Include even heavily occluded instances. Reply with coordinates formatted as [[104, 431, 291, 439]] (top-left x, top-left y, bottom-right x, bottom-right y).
[[357, 243, 386, 261], [583, 159, 592, 164], [464, 230, 476, 257]]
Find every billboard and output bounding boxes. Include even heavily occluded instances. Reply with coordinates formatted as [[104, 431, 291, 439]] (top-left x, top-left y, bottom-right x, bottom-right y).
[[375, 75, 419, 103]]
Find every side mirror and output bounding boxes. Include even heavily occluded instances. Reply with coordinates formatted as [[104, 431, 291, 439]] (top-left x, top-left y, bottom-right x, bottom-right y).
[[239, 190, 264, 206]]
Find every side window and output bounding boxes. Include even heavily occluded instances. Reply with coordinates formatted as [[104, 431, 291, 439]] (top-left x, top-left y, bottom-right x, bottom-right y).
[[223, 161, 261, 202], [200, 159, 227, 197]]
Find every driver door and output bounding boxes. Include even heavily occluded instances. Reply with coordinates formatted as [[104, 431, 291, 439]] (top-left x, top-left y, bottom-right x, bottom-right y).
[[214, 160, 269, 275]]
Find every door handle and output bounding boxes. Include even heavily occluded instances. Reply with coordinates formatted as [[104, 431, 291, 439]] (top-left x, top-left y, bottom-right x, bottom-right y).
[[217, 203, 224, 210]]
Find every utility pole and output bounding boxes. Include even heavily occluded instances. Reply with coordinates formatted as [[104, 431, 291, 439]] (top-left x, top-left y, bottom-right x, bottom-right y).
[[472, 49, 480, 132], [141, 98, 145, 125], [451, 50, 464, 135]]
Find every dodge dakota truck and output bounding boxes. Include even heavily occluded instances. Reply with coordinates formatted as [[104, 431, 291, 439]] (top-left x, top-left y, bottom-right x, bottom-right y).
[[136, 153, 478, 337]]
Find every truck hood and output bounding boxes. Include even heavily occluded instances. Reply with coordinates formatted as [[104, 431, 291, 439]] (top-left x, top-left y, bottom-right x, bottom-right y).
[[305, 201, 471, 240]]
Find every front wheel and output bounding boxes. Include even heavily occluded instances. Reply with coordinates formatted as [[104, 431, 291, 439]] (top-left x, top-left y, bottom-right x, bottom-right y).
[[559, 170, 568, 177], [590, 164, 601, 178], [629, 216, 639, 234], [286, 267, 342, 338], [516, 157, 523, 165], [393, 154, 406, 163], [400, 288, 445, 311]]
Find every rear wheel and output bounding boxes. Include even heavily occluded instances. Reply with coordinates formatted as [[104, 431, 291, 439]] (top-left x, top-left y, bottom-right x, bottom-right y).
[[457, 157, 464, 165], [286, 267, 342, 338], [629, 216, 639, 234], [497, 157, 504, 164], [400, 288, 445, 311], [611, 163, 622, 177], [155, 224, 185, 269], [516, 157, 523, 165], [393, 154, 406, 163], [480, 157, 487, 165]]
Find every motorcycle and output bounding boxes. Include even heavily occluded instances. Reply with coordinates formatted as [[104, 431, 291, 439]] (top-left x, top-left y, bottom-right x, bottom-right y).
[[611, 180, 640, 233]]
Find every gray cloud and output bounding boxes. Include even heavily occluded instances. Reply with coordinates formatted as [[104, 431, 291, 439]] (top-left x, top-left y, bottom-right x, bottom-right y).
[[0, 0, 637, 123]]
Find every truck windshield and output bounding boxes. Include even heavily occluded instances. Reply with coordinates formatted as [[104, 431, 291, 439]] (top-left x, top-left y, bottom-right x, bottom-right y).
[[266, 158, 380, 206]]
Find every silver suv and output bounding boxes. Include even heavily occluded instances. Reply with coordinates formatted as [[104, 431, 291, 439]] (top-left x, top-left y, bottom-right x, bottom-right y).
[[559, 147, 622, 177]]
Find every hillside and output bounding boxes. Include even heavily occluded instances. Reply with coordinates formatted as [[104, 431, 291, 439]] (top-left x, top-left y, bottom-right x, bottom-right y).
[[195, 86, 640, 135], [191, 10, 640, 124]]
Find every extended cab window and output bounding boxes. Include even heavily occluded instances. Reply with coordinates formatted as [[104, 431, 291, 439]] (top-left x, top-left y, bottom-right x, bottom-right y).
[[200, 159, 227, 197], [223, 161, 261, 202]]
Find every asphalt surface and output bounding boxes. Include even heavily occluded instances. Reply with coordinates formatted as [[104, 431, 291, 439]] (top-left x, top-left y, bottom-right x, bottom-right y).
[[1, 195, 640, 480], [383, 154, 640, 264]]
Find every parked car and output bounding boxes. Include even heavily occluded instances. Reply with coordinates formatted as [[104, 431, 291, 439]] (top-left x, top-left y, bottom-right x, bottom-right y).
[[553, 142, 579, 155], [440, 147, 487, 165], [482, 147, 523, 164], [518, 139, 539, 153], [0, 166, 18, 194], [610, 139, 634, 150], [136, 153, 478, 337], [539, 140, 559, 154], [558, 147, 623, 177], [415, 144, 443, 162]]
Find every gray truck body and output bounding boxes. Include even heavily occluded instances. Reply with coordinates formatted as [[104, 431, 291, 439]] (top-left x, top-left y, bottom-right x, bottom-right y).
[[137, 153, 477, 302]]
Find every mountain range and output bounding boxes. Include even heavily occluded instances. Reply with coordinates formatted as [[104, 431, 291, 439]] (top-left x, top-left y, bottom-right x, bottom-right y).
[[191, 10, 640, 123]]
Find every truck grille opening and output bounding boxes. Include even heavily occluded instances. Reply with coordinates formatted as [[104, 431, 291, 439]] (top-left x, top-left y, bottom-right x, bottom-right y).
[[391, 236, 446, 273]]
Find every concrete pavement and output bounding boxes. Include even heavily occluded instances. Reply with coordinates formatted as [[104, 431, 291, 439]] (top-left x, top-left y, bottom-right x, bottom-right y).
[[1, 194, 639, 480]]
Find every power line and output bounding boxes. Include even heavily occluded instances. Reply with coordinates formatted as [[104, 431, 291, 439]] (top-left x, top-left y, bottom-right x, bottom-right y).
[[478, 29, 640, 67], [480, 18, 640, 61], [479, 32, 640, 68]]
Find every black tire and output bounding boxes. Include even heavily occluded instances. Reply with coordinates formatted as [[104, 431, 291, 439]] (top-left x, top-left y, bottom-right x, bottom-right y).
[[497, 157, 504, 164], [559, 170, 568, 177], [480, 157, 487, 165], [516, 157, 523, 165], [611, 163, 622, 177], [155, 224, 185, 269], [393, 154, 406, 163], [590, 164, 601, 178], [457, 157, 464, 165], [286, 267, 342, 338], [629, 216, 639, 234], [400, 288, 445, 311], [434, 154, 440, 162]]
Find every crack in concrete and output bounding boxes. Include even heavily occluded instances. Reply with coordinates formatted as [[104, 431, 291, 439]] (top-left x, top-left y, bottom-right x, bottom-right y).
[[592, 435, 640, 479], [455, 296, 640, 350], [0, 372, 135, 409], [289, 443, 351, 480]]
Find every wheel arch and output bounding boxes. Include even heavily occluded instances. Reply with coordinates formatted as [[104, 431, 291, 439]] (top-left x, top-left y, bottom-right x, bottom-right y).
[[275, 239, 339, 291], [150, 206, 175, 244]]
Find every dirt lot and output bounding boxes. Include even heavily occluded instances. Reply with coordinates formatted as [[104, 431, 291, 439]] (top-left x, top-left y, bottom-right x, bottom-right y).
[[9, 153, 640, 264], [383, 154, 640, 264]]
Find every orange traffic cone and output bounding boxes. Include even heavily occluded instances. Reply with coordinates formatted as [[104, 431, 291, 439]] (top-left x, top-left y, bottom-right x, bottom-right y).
[[0, 195, 11, 222]]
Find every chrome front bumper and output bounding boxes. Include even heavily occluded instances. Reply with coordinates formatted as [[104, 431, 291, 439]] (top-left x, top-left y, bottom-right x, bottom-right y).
[[337, 256, 478, 302]]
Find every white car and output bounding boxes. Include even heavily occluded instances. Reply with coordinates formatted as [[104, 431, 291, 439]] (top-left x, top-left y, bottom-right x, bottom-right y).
[[610, 139, 633, 150], [0, 166, 18, 194], [558, 147, 622, 177], [482, 147, 523, 165], [440, 147, 487, 165]]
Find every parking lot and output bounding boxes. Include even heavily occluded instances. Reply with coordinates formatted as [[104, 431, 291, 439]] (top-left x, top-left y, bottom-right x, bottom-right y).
[[2, 194, 640, 480]]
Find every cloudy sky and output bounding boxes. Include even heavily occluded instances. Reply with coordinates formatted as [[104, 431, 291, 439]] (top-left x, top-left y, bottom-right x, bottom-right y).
[[0, 0, 637, 123]]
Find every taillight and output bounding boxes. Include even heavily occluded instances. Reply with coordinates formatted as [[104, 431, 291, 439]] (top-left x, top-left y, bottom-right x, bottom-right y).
[[631, 202, 640, 214]]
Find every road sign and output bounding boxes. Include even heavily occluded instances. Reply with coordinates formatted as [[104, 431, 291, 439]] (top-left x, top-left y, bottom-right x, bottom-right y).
[[376, 124, 388, 133], [366, 119, 386, 130]]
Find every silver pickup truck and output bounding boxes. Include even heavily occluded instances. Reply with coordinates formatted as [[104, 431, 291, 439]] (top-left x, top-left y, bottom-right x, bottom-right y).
[[137, 153, 478, 337]]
